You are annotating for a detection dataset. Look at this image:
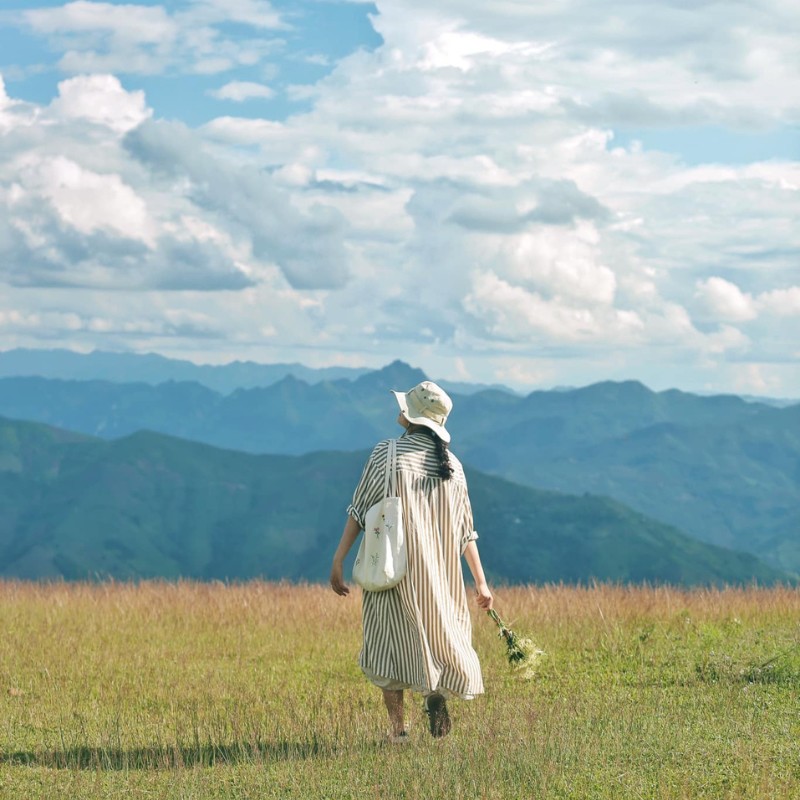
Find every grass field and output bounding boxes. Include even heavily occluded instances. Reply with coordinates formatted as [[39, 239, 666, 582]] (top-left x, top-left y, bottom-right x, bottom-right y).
[[1, 581, 798, 799]]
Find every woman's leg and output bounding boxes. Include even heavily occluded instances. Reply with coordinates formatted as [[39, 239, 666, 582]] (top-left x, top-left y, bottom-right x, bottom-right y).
[[382, 689, 405, 735]]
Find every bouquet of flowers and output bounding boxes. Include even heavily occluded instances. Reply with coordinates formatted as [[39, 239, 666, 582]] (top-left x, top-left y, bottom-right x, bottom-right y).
[[487, 608, 545, 680]]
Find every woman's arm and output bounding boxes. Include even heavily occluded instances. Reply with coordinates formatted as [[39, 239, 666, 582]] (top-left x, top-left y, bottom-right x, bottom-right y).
[[463, 540, 493, 609], [330, 515, 362, 596]]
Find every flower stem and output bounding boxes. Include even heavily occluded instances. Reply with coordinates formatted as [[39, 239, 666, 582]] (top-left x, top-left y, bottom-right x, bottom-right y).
[[487, 608, 504, 628], [487, 608, 513, 642]]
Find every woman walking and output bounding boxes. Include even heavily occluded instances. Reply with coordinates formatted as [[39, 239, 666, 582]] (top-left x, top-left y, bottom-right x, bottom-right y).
[[330, 380, 493, 742]]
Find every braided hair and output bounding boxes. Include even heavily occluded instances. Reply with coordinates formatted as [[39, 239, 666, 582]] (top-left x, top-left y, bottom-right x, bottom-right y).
[[420, 428, 454, 480]]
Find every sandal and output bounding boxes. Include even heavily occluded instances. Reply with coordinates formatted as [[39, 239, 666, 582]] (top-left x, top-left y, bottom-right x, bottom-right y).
[[424, 693, 452, 738]]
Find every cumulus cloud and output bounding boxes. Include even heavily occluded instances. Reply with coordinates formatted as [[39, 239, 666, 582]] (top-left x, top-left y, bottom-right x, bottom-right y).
[[461, 270, 655, 350], [369, 0, 799, 125], [696, 278, 800, 322], [19, 154, 156, 242], [123, 119, 351, 289], [759, 286, 800, 317], [464, 271, 602, 342], [1, 0, 799, 394], [696, 277, 758, 322], [0, 75, 351, 292], [445, 179, 609, 233], [0, 191, 252, 292], [51, 74, 151, 133], [208, 81, 275, 102], [0, 78, 250, 291], [504, 223, 617, 306]]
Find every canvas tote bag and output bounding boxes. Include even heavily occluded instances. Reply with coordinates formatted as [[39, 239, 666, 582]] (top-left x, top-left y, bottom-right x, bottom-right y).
[[352, 439, 407, 591]]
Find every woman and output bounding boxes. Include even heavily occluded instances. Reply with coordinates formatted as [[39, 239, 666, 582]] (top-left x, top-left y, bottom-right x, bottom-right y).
[[330, 380, 493, 742]]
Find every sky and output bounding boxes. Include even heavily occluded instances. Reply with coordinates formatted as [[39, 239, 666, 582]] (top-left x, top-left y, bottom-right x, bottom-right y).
[[0, 0, 798, 396]]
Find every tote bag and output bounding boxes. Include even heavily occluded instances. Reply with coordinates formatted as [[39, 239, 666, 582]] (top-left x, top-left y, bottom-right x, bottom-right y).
[[352, 439, 407, 592]]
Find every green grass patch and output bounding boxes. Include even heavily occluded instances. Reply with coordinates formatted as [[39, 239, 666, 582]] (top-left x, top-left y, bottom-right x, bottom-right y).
[[1, 582, 798, 799]]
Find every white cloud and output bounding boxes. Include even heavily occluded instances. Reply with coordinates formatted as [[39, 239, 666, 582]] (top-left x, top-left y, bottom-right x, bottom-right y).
[[0, 75, 39, 134], [372, 0, 799, 123], [696, 277, 758, 322], [18, 0, 284, 76], [463, 271, 639, 344], [178, 0, 285, 30], [493, 360, 556, 388], [201, 115, 285, 146], [505, 223, 617, 305], [51, 74, 151, 133], [123, 119, 351, 289], [0, 79, 350, 293], [695, 279, 800, 322], [702, 324, 751, 355], [732, 363, 785, 395], [420, 29, 540, 71], [759, 286, 800, 317], [18, 154, 156, 244], [1, 0, 799, 394], [24, 1, 176, 42], [208, 81, 275, 102]]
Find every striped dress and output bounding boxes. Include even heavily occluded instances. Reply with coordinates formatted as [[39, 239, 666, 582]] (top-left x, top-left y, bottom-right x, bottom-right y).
[[346, 431, 484, 700]]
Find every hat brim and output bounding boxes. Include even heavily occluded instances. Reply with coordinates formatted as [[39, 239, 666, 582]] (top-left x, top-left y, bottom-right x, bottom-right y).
[[391, 390, 451, 443]]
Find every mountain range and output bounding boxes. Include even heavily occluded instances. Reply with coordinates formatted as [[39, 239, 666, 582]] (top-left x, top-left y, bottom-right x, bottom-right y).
[[0, 415, 787, 586], [0, 347, 369, 393], [0, 359, 797, 575], [0, 348, 509, 396]]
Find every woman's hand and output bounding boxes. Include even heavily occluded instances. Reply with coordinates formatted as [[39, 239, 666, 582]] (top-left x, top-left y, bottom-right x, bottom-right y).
[[330, 516, 361, 596], [463, 542, 492, 609], [474, 581, 493, 610], [330, 559, 350, 597]]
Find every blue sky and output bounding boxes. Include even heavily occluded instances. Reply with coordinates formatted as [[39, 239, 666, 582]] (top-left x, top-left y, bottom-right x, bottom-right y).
[[613, 126, 799, 166], [0, 0, 798, 396], [1, 1, 383, 121]]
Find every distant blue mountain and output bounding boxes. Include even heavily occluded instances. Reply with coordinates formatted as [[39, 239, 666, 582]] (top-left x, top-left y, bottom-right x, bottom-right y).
[[0, 348, 369, 393], [0, 348, 508, 396], [0, 360, 796, 575]]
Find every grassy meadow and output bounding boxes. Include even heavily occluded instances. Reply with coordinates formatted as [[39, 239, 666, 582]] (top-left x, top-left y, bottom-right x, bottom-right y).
[[1, 581, 798, 799]]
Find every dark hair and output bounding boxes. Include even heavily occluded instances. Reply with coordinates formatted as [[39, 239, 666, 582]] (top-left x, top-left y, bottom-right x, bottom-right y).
[[421, 427, 454, 480]]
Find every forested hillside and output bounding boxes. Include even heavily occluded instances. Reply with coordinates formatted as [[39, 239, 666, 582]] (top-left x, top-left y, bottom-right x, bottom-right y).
[[0, 416, 787, 585]]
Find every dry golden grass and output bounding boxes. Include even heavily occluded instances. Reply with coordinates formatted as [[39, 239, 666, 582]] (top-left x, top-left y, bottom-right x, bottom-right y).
[[1, 581, 798, 799]]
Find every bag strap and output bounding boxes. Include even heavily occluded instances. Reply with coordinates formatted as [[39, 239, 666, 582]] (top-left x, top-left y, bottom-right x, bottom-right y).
[[383, 438, 397, 498]]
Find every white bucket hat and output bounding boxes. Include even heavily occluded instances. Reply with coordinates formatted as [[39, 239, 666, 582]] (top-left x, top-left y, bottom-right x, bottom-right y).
[[391, 380, 453, 443]]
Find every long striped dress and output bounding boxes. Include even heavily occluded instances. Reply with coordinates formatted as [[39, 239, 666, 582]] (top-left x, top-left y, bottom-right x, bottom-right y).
[[346, 431, 484, 700]]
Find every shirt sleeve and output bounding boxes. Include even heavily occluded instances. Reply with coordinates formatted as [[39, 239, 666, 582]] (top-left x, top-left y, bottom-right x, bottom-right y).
[[458, 479, 479, 554], [346, 440, 390, 529]]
